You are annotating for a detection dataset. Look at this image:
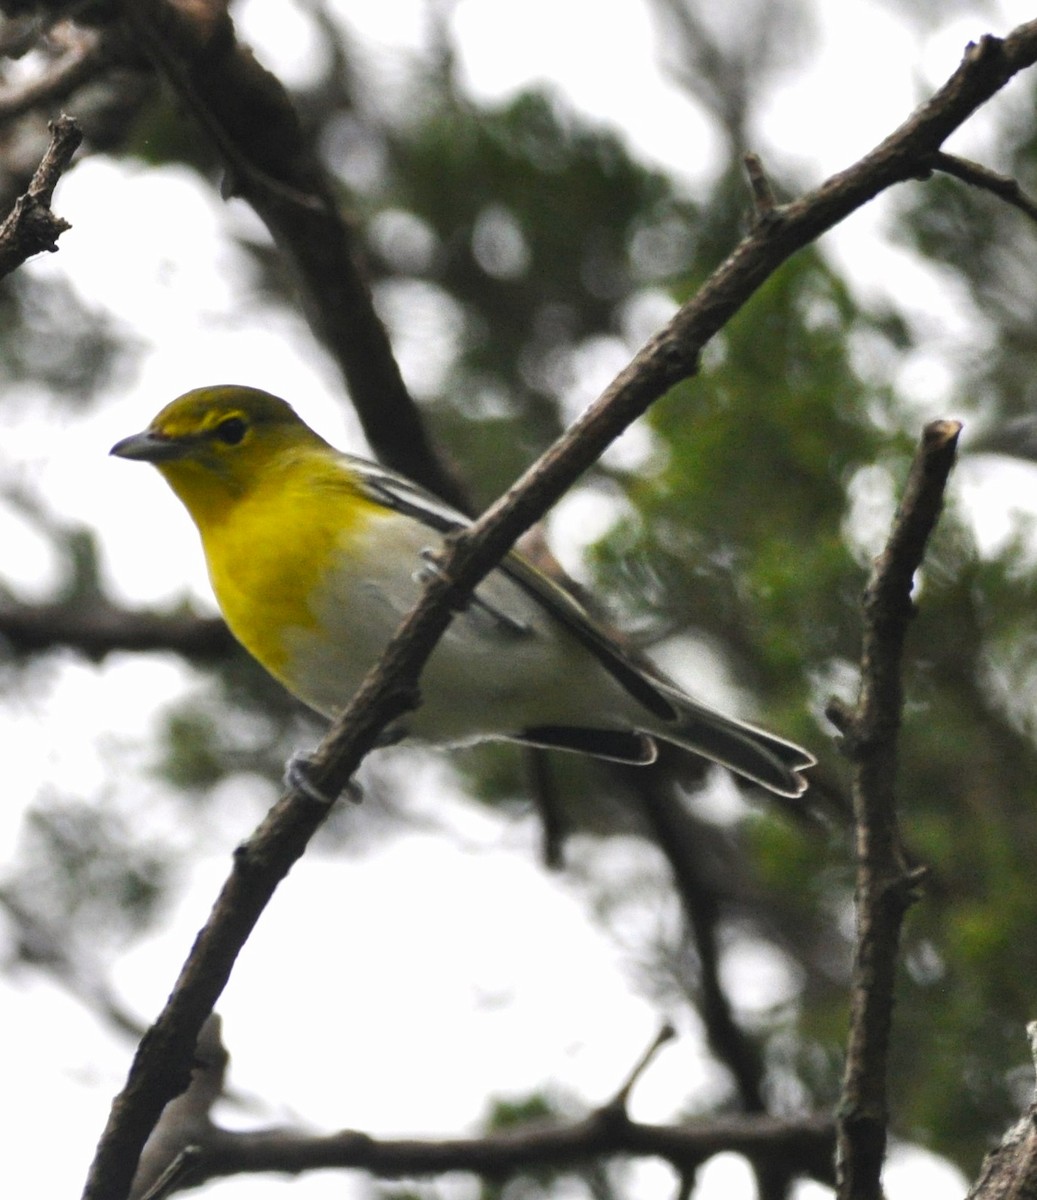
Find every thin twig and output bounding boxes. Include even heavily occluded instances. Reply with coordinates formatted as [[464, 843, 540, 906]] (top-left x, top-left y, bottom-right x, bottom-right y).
[[835, 419, 962, 1200], [133, 1148, 202, 1200], [131, 1027, 833, 1193], [607, 1023, 677, 1113], [930, 150, 1037, 224], [744, 152, 777, 221]]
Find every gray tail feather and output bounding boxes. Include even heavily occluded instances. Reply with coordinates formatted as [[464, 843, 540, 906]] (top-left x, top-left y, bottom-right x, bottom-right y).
[[649, 684, 816, 798]]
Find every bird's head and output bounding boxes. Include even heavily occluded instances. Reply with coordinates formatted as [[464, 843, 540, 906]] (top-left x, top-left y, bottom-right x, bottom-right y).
[[111, 385, 330, 522]]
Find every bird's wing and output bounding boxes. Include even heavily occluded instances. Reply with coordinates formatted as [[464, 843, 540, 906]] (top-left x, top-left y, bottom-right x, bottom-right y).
[[492, 550, 677, 720], [344, 453, 677, 722], [343, 453, 473, 535]]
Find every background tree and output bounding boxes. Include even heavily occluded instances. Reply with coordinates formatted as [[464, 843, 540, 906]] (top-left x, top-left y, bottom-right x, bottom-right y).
[[1, 3, 1037, 1199]]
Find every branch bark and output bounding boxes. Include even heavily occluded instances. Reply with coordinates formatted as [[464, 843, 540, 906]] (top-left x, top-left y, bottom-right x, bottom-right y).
[[0, 111, 79, 277], [128, 1014, 833, 1198], [80, 21, 1037, 1200], [0, 598, 233, 660], [930, 150, 1037, 224], [967, 1023, 1037, 1200], [832, 420, 962, 1200], [148, 1111, 837, 1194]]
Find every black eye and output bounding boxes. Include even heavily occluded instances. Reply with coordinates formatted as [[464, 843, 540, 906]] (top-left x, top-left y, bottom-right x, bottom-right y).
[[215, 416, 247, 445]]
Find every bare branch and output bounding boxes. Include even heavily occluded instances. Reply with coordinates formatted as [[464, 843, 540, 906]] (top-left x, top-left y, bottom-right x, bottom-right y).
[[835, 420, 962, 1200], [744, 151, 778, 222], [126, 1021, 829, 1198], [82, 24, 1037, 1200], [0, 598, 234, 661], [159, 1110, 836, 1192], [0, 111, 79, 276], [607, 1022, 677, 1113], [930, 150, 1037, 224]]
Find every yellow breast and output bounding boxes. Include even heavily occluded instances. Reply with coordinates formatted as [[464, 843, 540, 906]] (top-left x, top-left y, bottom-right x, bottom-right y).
[[192, 453, 384, 685]]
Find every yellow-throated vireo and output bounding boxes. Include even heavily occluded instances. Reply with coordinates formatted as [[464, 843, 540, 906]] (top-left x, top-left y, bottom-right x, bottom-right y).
[[111, 386, 815, 797]]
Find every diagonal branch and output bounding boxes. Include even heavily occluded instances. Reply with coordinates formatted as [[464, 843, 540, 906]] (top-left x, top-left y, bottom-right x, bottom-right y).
[[81, 22, 1037, 1200], [833, 420, 962, 1200]]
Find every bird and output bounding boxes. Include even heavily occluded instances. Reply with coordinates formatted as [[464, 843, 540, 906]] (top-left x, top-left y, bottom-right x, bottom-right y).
[[110, 385, 816, 797]]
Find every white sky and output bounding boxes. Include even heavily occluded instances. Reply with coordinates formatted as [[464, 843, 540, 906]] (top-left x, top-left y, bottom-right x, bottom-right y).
[[7, 0, 1034, 1196]]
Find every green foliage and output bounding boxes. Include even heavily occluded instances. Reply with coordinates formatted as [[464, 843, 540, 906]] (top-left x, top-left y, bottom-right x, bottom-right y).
[[477, 1091, 617, 1200], [484, 1092, 558, 1129], [583, 130, 1037, 1166], [157, 709, 233, 790], [897, 75, 1037, 423], [0, 273, 126, 403], [366, 88, 699, 503], [593, 248, 897, 728], [7, 795, 168, 946]]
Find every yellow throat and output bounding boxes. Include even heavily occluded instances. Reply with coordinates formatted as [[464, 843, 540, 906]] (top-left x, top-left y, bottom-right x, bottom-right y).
[[110, 385, 382, 680]]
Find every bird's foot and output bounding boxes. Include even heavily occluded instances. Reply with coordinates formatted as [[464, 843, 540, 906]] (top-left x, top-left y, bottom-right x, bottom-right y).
[[284, 751, 363, 805]]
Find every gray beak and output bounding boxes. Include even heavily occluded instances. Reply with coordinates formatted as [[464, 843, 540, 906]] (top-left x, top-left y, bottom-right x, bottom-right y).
[[110, 429, 188, 463]]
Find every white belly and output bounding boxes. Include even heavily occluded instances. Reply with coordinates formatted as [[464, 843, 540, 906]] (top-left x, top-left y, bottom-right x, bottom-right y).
[[279, 511, 624, 743]]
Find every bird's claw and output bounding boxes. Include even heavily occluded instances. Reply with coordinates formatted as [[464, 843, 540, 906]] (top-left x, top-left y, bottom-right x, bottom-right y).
[[415, 545, 444, 584], [284, 752, 363, 805]]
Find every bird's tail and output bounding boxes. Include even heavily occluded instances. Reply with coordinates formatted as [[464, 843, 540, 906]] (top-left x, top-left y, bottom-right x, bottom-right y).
[[647, 682, 816, 798]]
